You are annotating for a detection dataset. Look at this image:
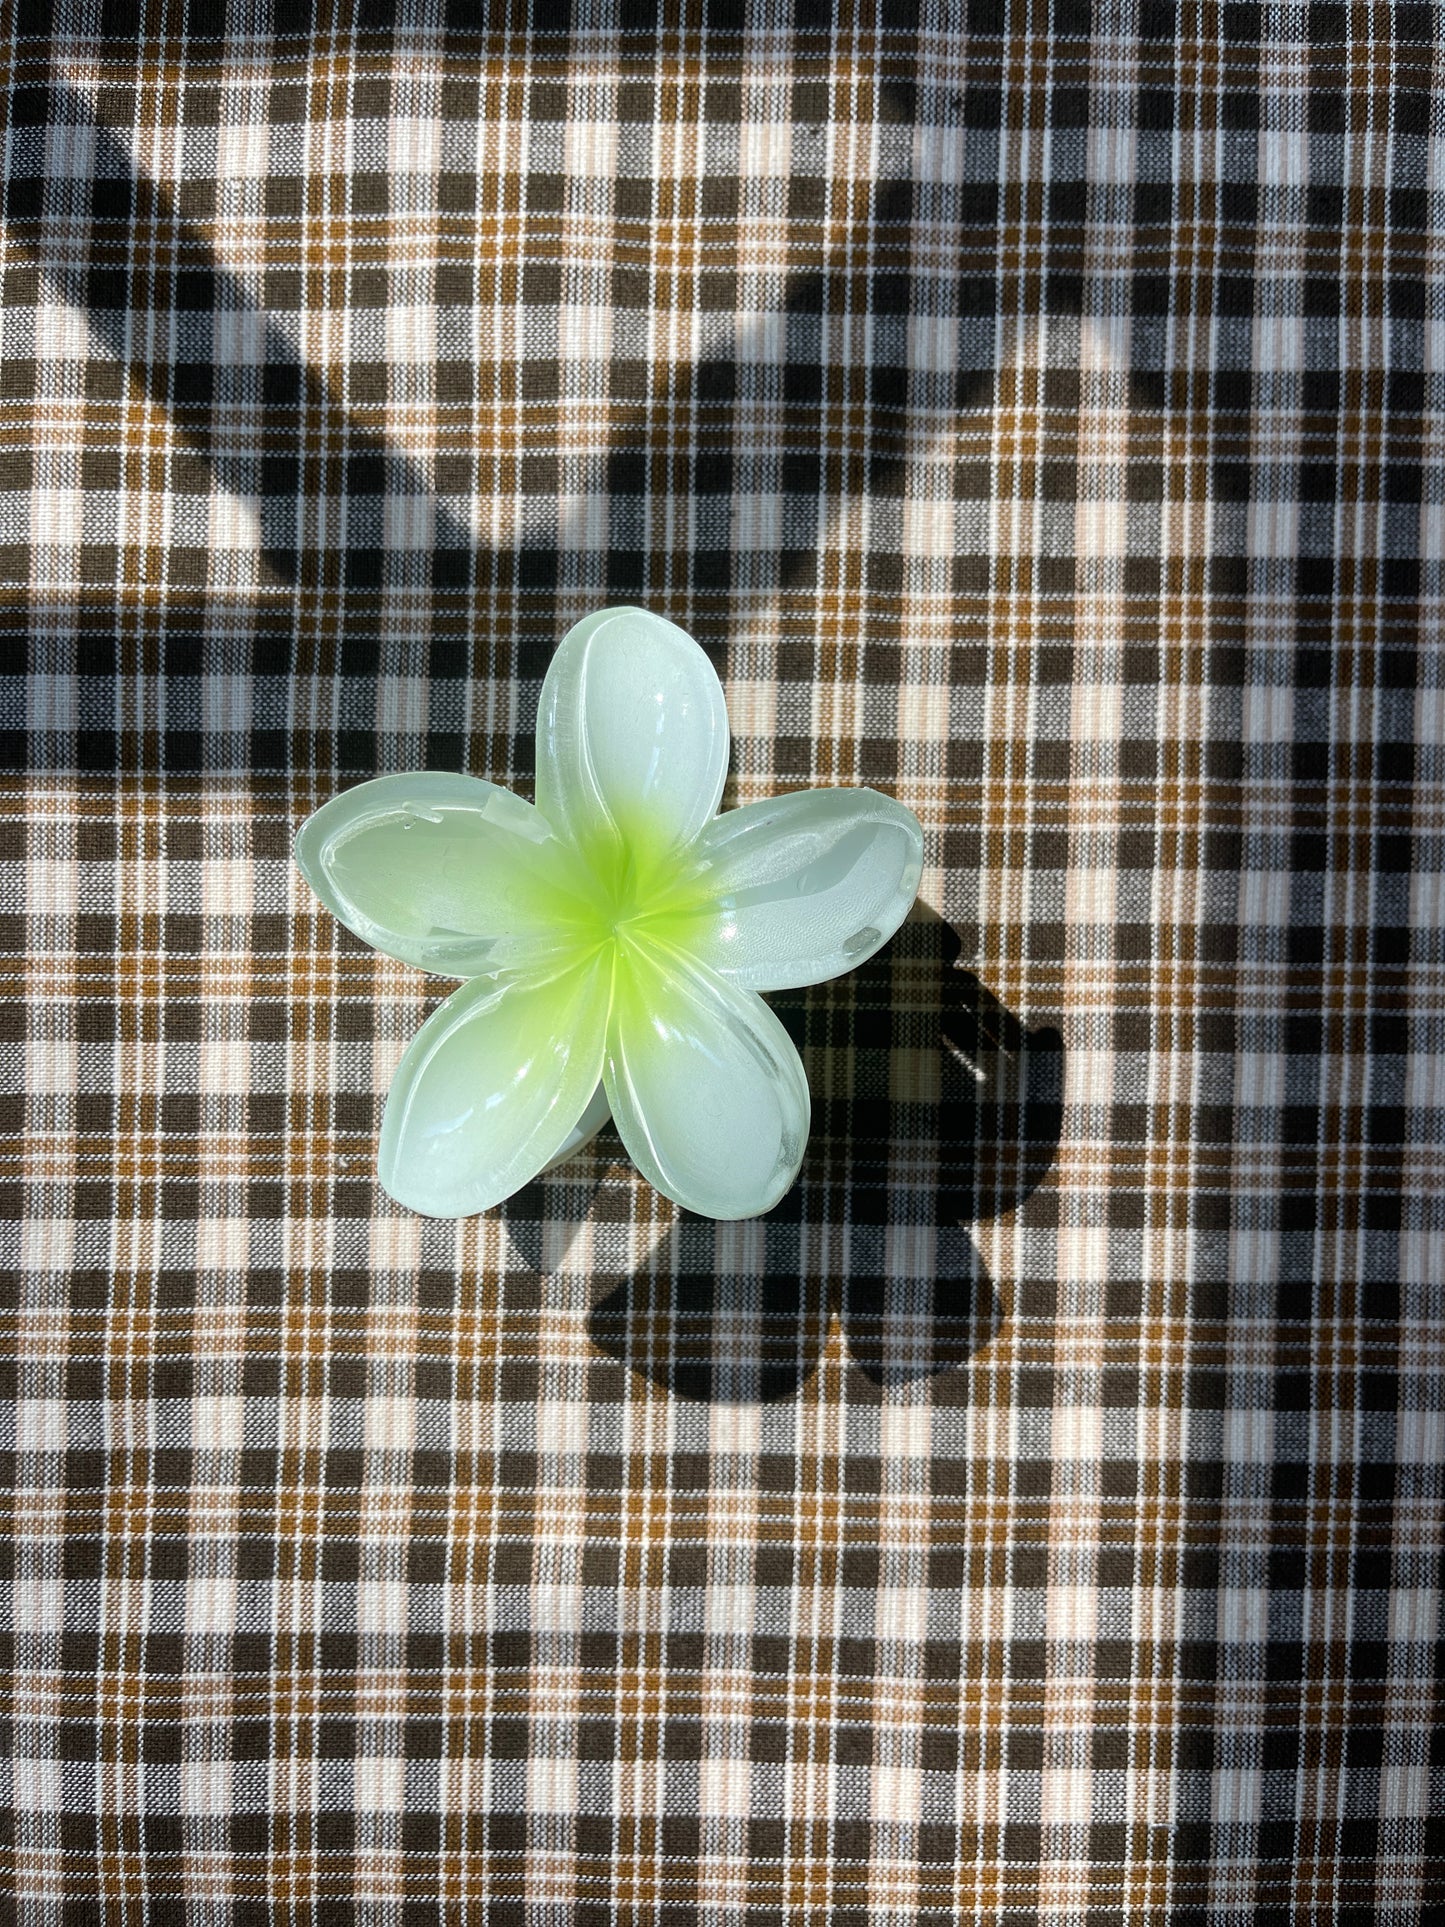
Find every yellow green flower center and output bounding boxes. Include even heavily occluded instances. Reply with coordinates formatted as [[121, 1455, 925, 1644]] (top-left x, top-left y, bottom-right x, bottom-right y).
[[552, 827, 713, 972]]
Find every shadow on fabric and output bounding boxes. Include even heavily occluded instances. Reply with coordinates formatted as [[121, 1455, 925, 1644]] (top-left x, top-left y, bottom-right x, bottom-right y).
[[4, 69, 977, 784], [523, 904, 1067, 1401]]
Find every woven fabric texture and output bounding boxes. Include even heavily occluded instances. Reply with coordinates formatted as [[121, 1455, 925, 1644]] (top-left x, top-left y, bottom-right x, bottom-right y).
[[2, 4, 1443, 1921]]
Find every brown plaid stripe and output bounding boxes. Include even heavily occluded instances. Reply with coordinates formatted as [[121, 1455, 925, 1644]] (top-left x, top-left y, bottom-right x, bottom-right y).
[[2, 3, 1443, 1921]]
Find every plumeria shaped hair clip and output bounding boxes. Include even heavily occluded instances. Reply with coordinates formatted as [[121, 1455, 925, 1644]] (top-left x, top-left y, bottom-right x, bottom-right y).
[[296, 607, 924, 1220]]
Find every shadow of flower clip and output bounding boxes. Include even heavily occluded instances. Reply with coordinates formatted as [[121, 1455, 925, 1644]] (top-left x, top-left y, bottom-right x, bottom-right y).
[[575, 904, 1065, 1399]]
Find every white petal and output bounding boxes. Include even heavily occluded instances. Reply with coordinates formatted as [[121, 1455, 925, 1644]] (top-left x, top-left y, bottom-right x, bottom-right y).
[[604, 944, 810, 1219], [535, 606, 730, 864], [378, 957, 611, 1216], [657, 787, 924, 990], [295, 771, 591, 977]]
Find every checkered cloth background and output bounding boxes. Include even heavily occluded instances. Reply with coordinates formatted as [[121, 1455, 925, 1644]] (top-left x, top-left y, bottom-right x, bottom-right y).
[[2, 2, 1443, 1920]]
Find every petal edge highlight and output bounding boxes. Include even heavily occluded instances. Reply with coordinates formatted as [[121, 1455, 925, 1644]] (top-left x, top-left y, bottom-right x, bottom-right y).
[[535, 607, 730, 865], [379, 958, 611, 1217], [604, 944, 810, 1220], [657, 786, 925, 991], [295, 771, 591, 978]]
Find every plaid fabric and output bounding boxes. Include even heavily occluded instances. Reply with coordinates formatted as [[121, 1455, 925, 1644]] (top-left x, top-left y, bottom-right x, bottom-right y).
[[2, 3, 1443, 1920]]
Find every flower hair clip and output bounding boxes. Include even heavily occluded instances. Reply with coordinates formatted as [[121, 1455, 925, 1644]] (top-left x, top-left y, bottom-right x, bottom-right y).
[[296, 607, 924, 1220]]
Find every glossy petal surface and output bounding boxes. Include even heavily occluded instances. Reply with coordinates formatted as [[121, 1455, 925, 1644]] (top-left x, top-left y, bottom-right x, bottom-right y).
[[535, 606, 729, 868], [604, 944, 810, 1219], [295, 771, 591, 978], [538, 1080, 612, 1173], [656, 787, 925, 990], [379, 958, 610, 1216]]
